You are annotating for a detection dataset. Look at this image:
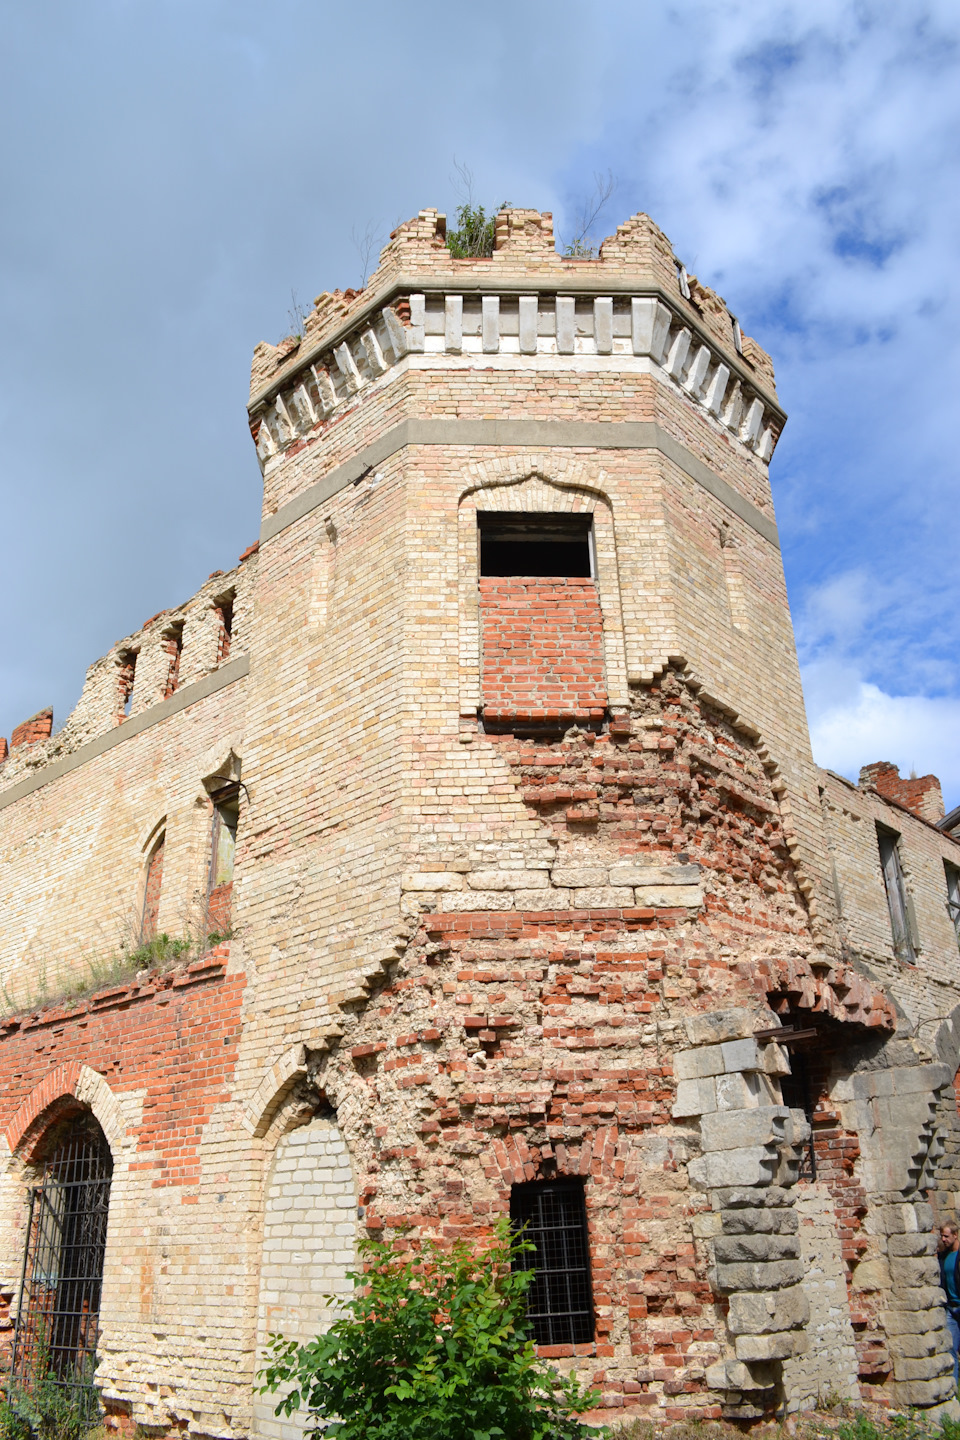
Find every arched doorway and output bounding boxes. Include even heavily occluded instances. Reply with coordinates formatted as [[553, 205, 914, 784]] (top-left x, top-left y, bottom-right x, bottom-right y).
[[10, 1113, 113, 1406]]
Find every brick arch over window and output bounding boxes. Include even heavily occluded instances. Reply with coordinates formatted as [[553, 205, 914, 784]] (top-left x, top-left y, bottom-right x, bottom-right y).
[[5, 1063, 127, 1161], [458, 464, 629, 717]]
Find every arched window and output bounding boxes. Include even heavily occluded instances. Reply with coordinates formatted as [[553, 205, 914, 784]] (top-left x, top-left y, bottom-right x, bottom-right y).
[[141, 832, 165, 943], [11, 1114, 113, 1406]]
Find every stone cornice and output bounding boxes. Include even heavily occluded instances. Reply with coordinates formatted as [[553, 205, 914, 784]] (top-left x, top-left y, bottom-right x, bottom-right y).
[[248, 276, 785, 438], [259, 418, 780, 550]]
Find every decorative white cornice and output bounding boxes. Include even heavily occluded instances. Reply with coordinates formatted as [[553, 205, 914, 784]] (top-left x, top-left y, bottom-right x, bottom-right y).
[[250, 290, 783, 471]]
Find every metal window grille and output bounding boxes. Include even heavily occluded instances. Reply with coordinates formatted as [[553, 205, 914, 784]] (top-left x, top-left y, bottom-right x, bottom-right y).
[[510, 1180, 594, 1346], [11, 1117, 113, 1402]]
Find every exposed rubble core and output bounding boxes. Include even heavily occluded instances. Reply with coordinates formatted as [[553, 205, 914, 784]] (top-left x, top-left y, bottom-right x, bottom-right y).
[[1, 208, 959, 1436]]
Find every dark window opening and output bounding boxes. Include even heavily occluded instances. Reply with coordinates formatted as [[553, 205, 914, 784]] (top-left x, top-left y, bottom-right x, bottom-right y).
[[162, 622, 184, 698], [11, 1113, 113, 1413], [207, 785, 239, 937], [878, 826, 916, 963], [214, 593, 235, 665], [779, 1051, 817, 1182], [141, 833, 165, 943], [946, 864, 960, 952], [479, 513, 593, 578], [117, 650, 137, 720], [510, 1180, 594, 1346]]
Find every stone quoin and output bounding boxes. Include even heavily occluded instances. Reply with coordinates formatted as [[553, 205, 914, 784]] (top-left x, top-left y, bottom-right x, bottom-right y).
[[2, 207, 960, 1433]]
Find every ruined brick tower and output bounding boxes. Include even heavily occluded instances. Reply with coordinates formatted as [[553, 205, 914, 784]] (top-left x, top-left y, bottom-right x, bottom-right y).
[[2, 208, 960, 1434]]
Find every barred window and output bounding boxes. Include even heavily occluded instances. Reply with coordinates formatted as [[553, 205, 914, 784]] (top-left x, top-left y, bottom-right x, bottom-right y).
[[510, 1180, 594, 1346], [11, 1114, 113, 1416]]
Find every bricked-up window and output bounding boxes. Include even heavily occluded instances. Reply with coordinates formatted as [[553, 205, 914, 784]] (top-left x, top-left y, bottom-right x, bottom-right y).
[[207, 786, 239, 936], [510, 1180, 594, 1346], [162, 622, 184, 698], [477, 514, 606, 725], [878, 826, 916, 963], [141, 833, 165, 943], [214, 592, 234, 665], [117, 650, 137, 720], [946, 864, 960, 951], [11, 1114, 112, 1415], [479, 513, 593, 578]]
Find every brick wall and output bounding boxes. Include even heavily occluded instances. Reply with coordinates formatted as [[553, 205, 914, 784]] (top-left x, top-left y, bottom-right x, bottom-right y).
[[479, 576, 607, 722], [10, 709, 53, 751], [252, 1118, 357, 1440], [859, 762, 945, 825]]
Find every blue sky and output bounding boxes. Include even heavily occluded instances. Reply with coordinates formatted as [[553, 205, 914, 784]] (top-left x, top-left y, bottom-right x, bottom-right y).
[[2, 1, 958, 806]]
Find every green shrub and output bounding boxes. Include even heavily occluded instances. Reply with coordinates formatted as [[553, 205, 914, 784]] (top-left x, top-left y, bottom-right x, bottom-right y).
[[446, 202, 508, 258], [258, 1220, 601, 1440], [0, 1369, 100, 1440]]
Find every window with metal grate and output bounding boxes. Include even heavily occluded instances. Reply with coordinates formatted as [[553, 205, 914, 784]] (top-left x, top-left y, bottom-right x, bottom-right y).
[[510, 1179, 594, 1346], [11, 1114, 113, 1407]]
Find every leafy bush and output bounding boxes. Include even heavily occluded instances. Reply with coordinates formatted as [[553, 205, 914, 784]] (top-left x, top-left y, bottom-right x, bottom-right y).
[[259, 1220, 601, 1440], [446, 202, 508, 258], [0, 1370, 101, 1440]]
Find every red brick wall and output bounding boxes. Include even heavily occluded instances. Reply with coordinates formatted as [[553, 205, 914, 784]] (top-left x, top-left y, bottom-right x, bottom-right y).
[[0, 955, 243, 1189], [10, 709, 53, 751], [859, 762, 945, 825], [479, 576, 607, 722]]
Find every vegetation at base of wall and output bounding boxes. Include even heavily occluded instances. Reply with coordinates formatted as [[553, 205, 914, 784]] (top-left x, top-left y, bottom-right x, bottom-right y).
[[0, 1370, 101, 1440], [259, 1220, 599, 1440], [0, 927, 231, 1021], [446, 202, 509, 259], [610, 1412, 960, 1440]]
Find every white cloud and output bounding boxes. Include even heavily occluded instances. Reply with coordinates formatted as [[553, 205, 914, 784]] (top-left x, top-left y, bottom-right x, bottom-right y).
[[806, 678, 960, 811]]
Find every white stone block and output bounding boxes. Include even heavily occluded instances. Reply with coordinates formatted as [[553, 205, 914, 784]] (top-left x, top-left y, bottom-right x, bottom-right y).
[[704, 363, 730, 415], [683, 344, 711, 395], [518, 296, 538, 354], [556, 296, 576, 353], [631, 297, 672, 360], [673, 1077, 718, 1118], [482, 296, 500, 353], [609, 864, 700, 887], [634, 884, 702, 908], [665, 327, 692, 379], [444, 295, 463, 353], [552, 867, 608, 888], [594, 297, 613, 354], [688, 1145, 779, 1189]]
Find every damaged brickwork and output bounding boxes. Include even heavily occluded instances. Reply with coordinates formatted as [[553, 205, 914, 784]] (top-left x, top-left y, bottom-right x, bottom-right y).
[[1, 206, 960, 1437]]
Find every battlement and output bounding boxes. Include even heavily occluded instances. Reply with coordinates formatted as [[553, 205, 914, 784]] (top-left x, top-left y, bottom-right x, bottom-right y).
[[248, 208, 781, 473], [859, 759, 946, 825], [0, 544, 258, 796]]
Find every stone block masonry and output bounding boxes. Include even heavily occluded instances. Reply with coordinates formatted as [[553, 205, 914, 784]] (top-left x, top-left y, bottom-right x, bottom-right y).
[[1, 204, 960, 1438]]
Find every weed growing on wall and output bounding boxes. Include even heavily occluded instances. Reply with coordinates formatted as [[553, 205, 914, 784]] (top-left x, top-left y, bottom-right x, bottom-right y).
[[259, 1220, 599, 1440], [446, 202, 509, 259], [0, 928, 228, 1020], [0, 1366, 101, 1440]]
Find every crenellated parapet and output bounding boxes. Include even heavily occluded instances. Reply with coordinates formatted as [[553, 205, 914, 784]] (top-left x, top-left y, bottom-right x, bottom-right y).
[[0, 544, 258, 798], [248, 208, 784, 472]]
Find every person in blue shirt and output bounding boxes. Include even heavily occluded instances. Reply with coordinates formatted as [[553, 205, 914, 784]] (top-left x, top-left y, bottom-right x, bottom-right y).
[[939, 1222, 960, 1387]]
